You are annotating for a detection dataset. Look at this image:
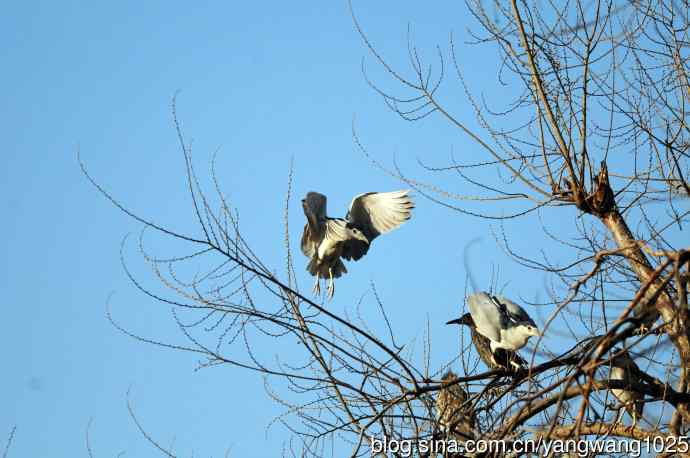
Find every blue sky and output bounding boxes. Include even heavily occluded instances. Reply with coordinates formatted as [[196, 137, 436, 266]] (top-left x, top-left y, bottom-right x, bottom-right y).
[[1, 1, 633, 456]]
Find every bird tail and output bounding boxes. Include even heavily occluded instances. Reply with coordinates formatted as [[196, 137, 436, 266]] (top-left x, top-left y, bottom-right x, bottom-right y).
[[331, 259, 347, 278], [306, 258, 348, 278], [306, 258, 320, 276]]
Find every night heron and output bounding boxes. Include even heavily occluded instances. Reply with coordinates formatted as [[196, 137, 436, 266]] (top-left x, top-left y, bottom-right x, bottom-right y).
[[633, 297, 661, 335], [446, 313, 527, 371], [300, 190, 414, 299], [447, 292, 540, 370], [435, 371, 475, 439], [609, 349, 644, 429]]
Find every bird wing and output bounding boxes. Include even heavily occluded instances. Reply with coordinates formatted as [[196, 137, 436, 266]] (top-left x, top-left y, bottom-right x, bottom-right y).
[[300, 224, 317, 258], [341, 237, 369, 261], [495, 295, 537, 327], [346, 190, 414, 242], [324, 218, 351, 243], [469, 328, 501, 370], [301, 192, 328, 257], [467, 292, 502, 342], [323, 218, 371, 261]]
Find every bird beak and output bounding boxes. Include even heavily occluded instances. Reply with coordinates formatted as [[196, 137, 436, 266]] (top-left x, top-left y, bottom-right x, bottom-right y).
[[530, 328, 542, 337], [446, 318, 462, 325]]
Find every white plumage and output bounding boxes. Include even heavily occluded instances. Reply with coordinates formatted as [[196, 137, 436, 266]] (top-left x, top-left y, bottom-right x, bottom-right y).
[[466, 292, 540, 352], [300, 190, 414, 298]]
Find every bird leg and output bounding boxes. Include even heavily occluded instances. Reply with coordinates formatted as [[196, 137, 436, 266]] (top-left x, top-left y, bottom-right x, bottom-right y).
[[634, 324, 649, 336], [312, 273, 321, 296], [327, 267, 335, 300], [614, 407, 624, 426], [629, 409, 637, 432]]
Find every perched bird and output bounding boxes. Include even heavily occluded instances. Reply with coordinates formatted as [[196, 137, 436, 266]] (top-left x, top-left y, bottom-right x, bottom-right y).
[[446, 313, 527, 371], [633, 293, 662, 335], [609, 349, 644, 429], [300, 190, 414, 299], [435, 371, 475, 439], [447, 292, 540, 370]]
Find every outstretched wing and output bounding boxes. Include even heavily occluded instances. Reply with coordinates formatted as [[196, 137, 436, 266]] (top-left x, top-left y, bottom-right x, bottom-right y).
[[301, 192, 328, 257], [324, 218, 351, 243], [467, 292, 502, 342], [300, 224, 317, 258], [346, 190, 414, 242], [325, 218, 370, 261], [341, 237, 369, 261]]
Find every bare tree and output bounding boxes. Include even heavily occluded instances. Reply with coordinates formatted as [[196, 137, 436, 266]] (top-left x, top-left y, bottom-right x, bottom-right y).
[[83, 0, 690, 456], [351, 0, 690, 453], [2, 427, 16, 458]]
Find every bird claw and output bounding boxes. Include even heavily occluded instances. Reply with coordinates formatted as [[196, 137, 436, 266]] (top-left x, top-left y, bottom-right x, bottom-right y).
[[311, 272, 335, 299], [630, 412, 639, 431], [486, 386, 504, 397], [634, 324, 649, 336], [326, 268, 335, 300], [327, 279, 335, 300]]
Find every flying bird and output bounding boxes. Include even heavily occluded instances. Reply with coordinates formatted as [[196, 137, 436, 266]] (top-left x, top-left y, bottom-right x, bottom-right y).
[[447, 292, 540, 370], [300, 190, 414, 298], [435, 371, 475, 439], [609, 349, 644, 429]]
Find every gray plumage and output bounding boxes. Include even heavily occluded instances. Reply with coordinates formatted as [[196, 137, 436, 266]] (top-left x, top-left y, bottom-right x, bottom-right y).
[[301, 190, 414, 298], [435, 371, 475, 439], [633, 295, 661, 335], [446, 313, 527, 371], [609, 349, 644, 429], [465, 292, 540, 352]]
